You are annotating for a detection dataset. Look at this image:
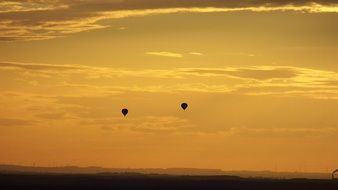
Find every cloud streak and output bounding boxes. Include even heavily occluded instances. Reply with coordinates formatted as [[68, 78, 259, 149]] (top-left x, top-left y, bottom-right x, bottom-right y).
[[0, 61, 86, 71], [179, 126, 338, 138], [185, 67, 299, 80], [0, 0, 337, 41], [0, 1, 67, 13], [1, 61, 338, 99], [145, 51, 184, 58], [0, 118, 34, 127]]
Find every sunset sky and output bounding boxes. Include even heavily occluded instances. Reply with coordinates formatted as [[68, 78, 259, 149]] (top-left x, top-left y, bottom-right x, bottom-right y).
[[1, 0, 338, 173]]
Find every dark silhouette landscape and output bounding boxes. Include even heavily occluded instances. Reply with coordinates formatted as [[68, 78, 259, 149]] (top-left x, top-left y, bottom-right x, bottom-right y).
[[0, 165, 337, 190]]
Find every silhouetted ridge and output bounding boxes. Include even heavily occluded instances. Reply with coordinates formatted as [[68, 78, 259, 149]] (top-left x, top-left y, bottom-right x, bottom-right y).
[[0, 164, 333, 179]]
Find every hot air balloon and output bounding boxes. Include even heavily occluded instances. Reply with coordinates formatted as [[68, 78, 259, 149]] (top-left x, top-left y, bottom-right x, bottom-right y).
[[121, 108, 128, 116], [181, 103, 188, 110]]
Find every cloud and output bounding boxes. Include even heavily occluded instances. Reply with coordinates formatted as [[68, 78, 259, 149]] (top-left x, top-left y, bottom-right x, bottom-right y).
[[184, 66, 300, 80], [236, 126, 338, 138], [17, 1, 338, 12], [189, 52, 203, 56], [0, 61, 86, 71], [233, 68, 298, 80], [224, 52, 256, 57], [81, 116, 194, 134], [0, 118, 34, 127], [35, 112, 69, 120], [0, 0, 337, 41], [0, 61, 183, 80], [178, 126, 338, 138], [130, 116, 193, 133], [0, 1, 67, 13], [146, 51, 203, 58], [145, 51, 184, 58], [1, 61, 338, 98]]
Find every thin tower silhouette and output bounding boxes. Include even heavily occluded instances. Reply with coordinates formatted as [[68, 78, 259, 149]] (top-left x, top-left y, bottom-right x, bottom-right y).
[[332, 169, 338, 180]]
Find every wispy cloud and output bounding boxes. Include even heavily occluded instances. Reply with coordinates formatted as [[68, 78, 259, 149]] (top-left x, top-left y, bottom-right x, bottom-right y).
[[145, 51, 184, 58], [0, 61, 86, 71], [189, 52, 203, 56], [185, 66, 299, 80], [0, 1, 337, 41], [1, 61, 338, 99], [223, 52, 256, 57], [0, 1, 67, 13], [0, 118, 34, 127], [98, 116, 193, 134], [176, 126, 338, 138]]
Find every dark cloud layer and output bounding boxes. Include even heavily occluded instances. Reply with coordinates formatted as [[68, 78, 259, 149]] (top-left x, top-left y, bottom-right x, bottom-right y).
[[52, 0, 338, 11], [2, 1, 337, 16]]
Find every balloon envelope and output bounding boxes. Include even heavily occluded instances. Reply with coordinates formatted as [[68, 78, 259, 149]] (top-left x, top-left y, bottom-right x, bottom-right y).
[[181, 103, 188, 110], [121, 108, 128, 116]]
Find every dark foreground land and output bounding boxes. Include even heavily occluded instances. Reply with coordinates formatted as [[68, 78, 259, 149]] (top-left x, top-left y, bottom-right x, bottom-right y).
[[0, 173, 337, 190]]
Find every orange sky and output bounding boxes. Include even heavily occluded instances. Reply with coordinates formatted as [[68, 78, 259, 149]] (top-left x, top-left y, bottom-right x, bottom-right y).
[[0, 0, 338, 173]]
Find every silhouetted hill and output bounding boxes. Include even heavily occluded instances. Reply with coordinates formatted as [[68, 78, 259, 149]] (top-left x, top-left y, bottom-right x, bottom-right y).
[[0, 164, 332, 179], [0, 173, 337, 190]]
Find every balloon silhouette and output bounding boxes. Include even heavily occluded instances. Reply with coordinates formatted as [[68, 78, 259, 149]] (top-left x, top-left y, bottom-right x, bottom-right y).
[[181, 103, 188, 110], [121, 108, 128, 116]]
